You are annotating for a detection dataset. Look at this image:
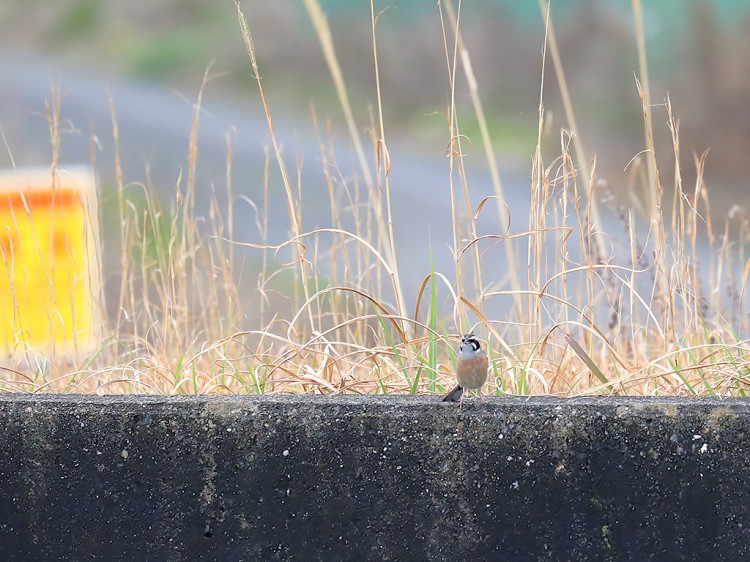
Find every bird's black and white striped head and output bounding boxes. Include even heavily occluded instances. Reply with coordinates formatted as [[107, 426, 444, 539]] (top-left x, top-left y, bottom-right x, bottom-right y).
[[459, 333, 482, 357]]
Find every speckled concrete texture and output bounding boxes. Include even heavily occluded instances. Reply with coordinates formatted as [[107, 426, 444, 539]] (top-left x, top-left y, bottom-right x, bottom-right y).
[[0, 395, 747, 561]]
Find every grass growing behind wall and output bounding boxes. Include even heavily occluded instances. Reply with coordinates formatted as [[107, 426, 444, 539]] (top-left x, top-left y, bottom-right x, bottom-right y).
[[3, 0, 750, 396]]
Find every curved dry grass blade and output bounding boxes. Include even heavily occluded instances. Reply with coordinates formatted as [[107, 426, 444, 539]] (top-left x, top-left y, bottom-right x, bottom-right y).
[[459, 296, 514, 356], [565, 332, 609, 386], [288, 286, 405, 343], [538, 263, 652, 297], [474, 195, 511, 226], [551, 320, 630, 371], [413, 272, 458, 327], [458, 227, 572, 260]]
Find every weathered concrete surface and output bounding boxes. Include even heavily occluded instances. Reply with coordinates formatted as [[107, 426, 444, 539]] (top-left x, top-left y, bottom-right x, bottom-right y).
[[0, 395, 748, 561]]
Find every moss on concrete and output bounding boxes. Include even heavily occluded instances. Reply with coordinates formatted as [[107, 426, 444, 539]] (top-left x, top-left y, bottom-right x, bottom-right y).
[[0, 395, 748, 560]]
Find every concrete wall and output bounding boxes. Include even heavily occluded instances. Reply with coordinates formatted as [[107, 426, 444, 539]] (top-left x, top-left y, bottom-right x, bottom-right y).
[[0, 395, 747, 560]]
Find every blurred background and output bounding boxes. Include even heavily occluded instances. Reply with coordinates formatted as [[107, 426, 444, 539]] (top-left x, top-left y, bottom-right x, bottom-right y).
[[1, 0, 749, 303]]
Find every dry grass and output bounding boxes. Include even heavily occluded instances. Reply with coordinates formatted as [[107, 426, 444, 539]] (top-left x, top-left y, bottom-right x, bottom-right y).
[[2, 0, 749, 396]]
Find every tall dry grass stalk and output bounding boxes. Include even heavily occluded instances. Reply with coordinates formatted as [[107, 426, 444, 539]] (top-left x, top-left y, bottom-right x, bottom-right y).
[[1, 1, 748, 396]]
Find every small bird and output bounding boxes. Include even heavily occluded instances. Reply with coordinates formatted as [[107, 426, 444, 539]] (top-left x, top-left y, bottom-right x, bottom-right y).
[[443, 333, 488, 404]]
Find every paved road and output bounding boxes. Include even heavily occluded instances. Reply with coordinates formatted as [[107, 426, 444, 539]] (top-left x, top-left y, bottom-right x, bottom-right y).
[[0, 53, 536, 304], [3, 54, 734, 319]]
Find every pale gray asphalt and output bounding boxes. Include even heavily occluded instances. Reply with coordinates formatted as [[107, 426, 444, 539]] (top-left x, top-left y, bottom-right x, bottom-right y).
[[0, 54, 536, 306], [1, 54, 732, 319]]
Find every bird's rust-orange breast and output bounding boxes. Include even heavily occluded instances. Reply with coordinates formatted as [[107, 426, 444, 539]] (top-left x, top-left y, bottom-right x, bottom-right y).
[[456, 355, 488, 390]]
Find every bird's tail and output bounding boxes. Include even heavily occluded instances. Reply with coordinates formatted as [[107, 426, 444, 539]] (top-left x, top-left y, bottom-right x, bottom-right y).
[[442, 385, 464, 402]]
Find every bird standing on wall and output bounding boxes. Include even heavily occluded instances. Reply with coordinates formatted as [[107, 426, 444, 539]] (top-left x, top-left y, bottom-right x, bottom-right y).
[[443, 333, 488, 405]]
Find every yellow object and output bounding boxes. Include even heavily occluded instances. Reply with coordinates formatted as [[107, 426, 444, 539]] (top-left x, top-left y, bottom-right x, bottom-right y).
[[0, 167, 99, 354]]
